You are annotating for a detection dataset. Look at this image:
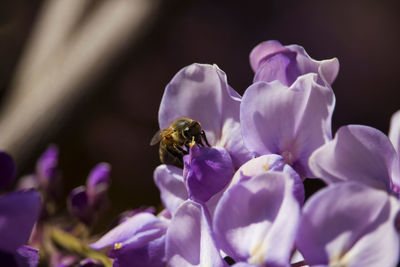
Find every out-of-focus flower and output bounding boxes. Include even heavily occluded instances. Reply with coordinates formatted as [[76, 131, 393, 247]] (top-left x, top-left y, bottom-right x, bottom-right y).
[[309, 125, 400, 193], [250, 40, 339, 87], [0, 190, 41, 266], [91, 211, 168, 267], [296, 182, 400, 267], [241, 73, 335, 178], [158, 63, 252, 168], [18, 145, 61, 200], [68, 163, 111, 225], [213, 172, 300, 266]]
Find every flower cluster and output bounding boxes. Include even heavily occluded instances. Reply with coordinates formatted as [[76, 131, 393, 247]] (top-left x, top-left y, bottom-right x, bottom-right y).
[[88, 40, 400, 266], [1, 40, 400, 267]]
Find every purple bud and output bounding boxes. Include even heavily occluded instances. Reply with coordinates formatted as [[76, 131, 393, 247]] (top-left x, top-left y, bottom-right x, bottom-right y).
[[36, 145, 61, 197], [86, 163, 111, 208], [0, 151, 16, 191], [67, 186, 92, 225]]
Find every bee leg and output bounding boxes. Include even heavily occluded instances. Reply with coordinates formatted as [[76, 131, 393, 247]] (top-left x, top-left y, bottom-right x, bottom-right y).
[[173, 144, 188, 155], [201, 130, 211, 147]]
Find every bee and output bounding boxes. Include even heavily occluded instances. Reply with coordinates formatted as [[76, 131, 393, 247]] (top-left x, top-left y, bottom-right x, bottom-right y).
[[150, 117, 211, 168]]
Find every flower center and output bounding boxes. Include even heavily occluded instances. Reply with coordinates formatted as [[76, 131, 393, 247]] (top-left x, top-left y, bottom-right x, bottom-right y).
[[281, 151, 294, 165]]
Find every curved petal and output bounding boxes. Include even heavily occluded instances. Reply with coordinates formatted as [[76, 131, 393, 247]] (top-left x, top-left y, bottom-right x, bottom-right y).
[[112, 235, 166, 267], [184, 145, 234, 203], [309, 125, 397, 192], [249, 40, 287, 72], [389, 110, 400, 155], [296, 182, 400, 267], [154, 165, 187, 215], [229, 155, 304, 204], [253, 52, 300, 86], [0, 190, 41, 253], [90, 212, 168, 251], [86, 163, 111, 205], [159, 63, 251, 167], [166, 200, 227, 267], [213, 172, 300, 266], [0, 152, 16, 191], [241, 74, 335, 178], [286, 44, 339, 86]]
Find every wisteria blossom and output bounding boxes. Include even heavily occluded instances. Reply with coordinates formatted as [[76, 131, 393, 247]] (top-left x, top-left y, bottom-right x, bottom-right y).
[[297, 182, 400, 267], [158, 63, 252, 169], [249, 40, 339, 87], [5, 39, 400, 267], [309, 124, 400, 193]]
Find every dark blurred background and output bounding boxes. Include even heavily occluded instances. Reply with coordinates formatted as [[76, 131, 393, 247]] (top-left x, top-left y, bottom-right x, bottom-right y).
[[1, 0, 400, 229]]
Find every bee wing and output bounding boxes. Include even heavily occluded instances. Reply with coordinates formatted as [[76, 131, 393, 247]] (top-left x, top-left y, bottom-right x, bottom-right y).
[[150, 130, 162, 145]]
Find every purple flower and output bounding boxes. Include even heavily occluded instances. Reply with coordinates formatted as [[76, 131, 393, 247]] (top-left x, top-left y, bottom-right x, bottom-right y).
[[309, 125, 400, 193], [229, 154, 305, 204], [158, 63, 252, 168], [250, 40, 339, 87], [18, 145, 61, 199], [296, 182, 400, 266], [68, 163, 111, 224], [91, 211, 168, 267], [241, 73, 335, 178], [165, 200, 228, 267], [0, 190, 41, 266], [183, 144, 234, 203], [213, 172, 300, 266]]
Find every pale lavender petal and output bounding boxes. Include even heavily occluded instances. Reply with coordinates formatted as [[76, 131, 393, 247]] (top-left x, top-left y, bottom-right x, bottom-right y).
[[154, 165, 187, 215], [309, 125, 398, 192], [229, 155, 304, 204], [241, 74, 335, 178], [0, 190, 41, 253], [111, 235, 166, 267], [166, 201, 227, 267], [254, 52, 300, 86], [0, 151, 16, 191], [91, 212, 168, 250], [296, 182, 400, 267], [287, 44, 339, 85], [158, 63, 251, 167], [389, 110, 400, 156], [249, 40, 286, 72], [183, 145, 234, 203], [214, 172, 300, 266], [232, 263, 259, 267]]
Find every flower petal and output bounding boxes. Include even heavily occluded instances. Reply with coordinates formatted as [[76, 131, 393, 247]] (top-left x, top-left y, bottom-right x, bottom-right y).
[[0, 190, 41, 253], [154, 164, 187, 215], [184, 145, 234, 203], [158, 63, 251, 167], [249, 40, 287, 72], [296, 182, 400, 267], [309, 125, 398, 192], [166, 200, 227, 267], [214, 172, 300, 266], [90, 212, 168, 251], [241, 74, 335, 178], [229, 155, 304, 205], [389, 110, 400, 156]]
